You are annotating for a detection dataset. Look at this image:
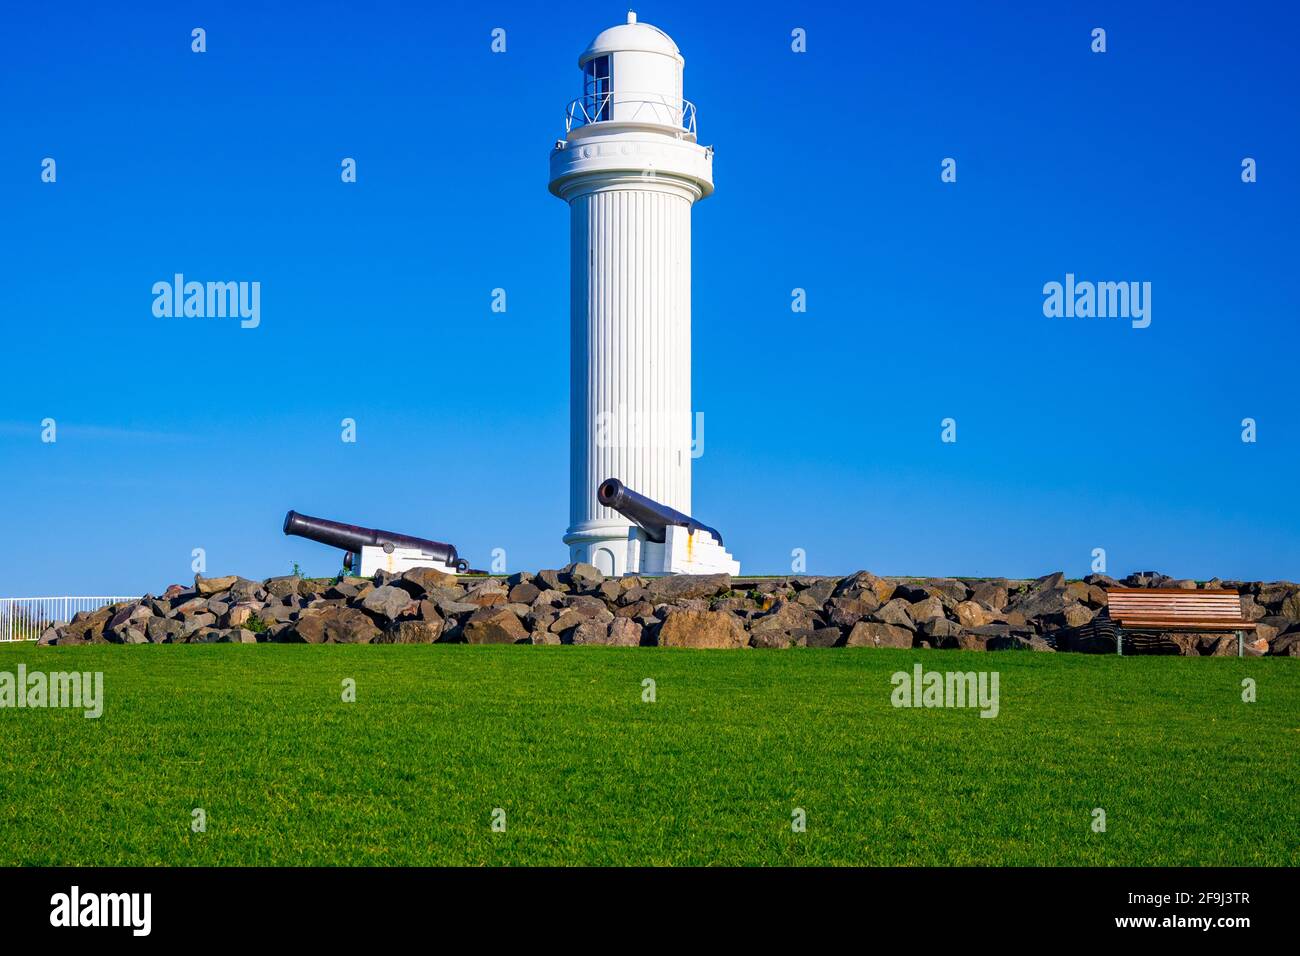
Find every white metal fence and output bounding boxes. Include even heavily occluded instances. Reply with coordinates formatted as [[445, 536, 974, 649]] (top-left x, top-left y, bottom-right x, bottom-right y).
[[0, 597, 140, 642]]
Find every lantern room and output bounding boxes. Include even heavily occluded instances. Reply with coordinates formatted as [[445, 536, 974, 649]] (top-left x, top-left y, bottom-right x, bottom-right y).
[[570, 11, 692, 134]]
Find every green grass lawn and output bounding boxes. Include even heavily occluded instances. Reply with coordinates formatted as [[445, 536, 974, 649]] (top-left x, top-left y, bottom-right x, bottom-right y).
[[0, 643, 1295, 866]]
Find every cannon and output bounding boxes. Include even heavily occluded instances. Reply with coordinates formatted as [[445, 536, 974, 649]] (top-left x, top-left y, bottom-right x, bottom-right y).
[[598, 478, 725, 546], [283, 510, 468, 576], [596, 478, 738, 575]]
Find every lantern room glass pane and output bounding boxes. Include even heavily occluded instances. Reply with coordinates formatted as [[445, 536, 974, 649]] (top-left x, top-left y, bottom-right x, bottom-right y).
[[583, 55, 612, 121]]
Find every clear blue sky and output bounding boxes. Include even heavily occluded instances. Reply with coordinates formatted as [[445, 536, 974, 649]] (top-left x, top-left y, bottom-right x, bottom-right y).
[[2, 1, 1296, 594]]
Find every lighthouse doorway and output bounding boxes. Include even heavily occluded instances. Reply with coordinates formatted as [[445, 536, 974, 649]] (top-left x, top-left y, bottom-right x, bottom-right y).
[[592, 547, 616, 576]]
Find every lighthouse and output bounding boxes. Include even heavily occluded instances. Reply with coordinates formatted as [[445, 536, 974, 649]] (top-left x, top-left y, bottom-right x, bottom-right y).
[[550, 12, 733, 577]]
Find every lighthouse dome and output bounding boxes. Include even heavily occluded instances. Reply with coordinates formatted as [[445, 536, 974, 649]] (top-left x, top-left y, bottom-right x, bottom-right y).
[[579, 13, 684, 67]]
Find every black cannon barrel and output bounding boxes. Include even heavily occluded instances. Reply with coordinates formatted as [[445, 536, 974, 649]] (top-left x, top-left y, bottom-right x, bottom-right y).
[[597, 478, 724, 547], [283, 510, 466, 571]]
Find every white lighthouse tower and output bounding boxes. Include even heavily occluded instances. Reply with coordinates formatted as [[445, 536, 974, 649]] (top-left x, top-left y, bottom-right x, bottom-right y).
[[550, 12, 735, 577]]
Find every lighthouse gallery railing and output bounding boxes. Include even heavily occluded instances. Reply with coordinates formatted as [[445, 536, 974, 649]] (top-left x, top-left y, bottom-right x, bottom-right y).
[[565, 93, 697, 135]]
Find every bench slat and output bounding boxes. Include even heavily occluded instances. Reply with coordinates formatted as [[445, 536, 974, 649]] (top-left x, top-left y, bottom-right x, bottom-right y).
[[1110, 604, 1241, 612], [1110, 608, 1242, 617], [1112, 618, 1255, 631], [1108, 594, 1240, 600], [1110, 597, 1239, 600], [1107, 609, 1244, 614], [1108, 600, 1241, 607]]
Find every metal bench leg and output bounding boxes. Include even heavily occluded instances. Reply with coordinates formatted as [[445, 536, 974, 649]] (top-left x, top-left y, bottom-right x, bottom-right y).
[[1238, 630, 1243, 658], [1116, 626, 1123, 657]]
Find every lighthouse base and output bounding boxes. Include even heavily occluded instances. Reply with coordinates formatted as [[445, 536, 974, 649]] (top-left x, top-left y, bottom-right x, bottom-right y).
[[565, 523, 740, 577], [564, 523, 637, 577]]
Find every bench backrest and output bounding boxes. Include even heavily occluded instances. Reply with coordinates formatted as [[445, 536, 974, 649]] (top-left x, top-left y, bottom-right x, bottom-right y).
[[1106, 588, 1245, 622]]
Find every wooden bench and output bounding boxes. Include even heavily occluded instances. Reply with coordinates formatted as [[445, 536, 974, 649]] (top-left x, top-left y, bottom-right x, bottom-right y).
[[1105, 588, 1255, 657]]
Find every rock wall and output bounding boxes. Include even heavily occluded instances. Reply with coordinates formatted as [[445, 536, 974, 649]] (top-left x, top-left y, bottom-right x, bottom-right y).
[[37, 566, 1300, 656]]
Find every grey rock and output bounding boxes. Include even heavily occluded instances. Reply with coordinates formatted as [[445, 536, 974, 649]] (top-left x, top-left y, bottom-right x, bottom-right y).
[[751, 628, 810, 649], [1043, 603, 1096, 629], [170, 596, 210, 618], [228, 578, 264, 603], [377, 619, 444, 644], [907, 596, 946, 624], [402, 567, 460, 593], [265, 575, 302, 599], [870, 599, 916, 630], [1006, 572, 1072, 619], [645, 573, 732, 603], [618, 585, 650, 606], [526, 608, 558, 634], [1239, 594, 1267, 622], [508, 581, 541, 605], [925, 578, 971, 608], [1084, 573, 1120, 588], [658, 609, 747, 649], [615, 600, 654, 620], [551, 604, 614, 637], [257, 602, 296, 624], [219, 628, 258, 644], [437, 599, 480, 617], [1270, 632, 1300, 657], [891, 582, 931, 603], [292, 607, 381, 644], [181, 613, 217, 637], [922, 617, 963, 640], [749, 599, 819, 642], [987, 634, 1055, 652], [832, 571, 895, 604], [146, 617, 186, 644], [569, 620, 612, 645], [105, 604, 153, 642], [824, 596, 876, 628], [803, 626, 844, 648], [535, 569, 568, 592], [846, 622, 913, 648], [195, 574, 239, 596], [425, 586, 467, 605], [463, 607, 529, 644], [530, 589, 567, 609], [607, 617, 643, 647], [969, 581, 1009, 611], [362, 585, 415, 621], [1254, 582, 1294, 608], [794, 578, 839, 607], [563, 562, 605, 590]]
